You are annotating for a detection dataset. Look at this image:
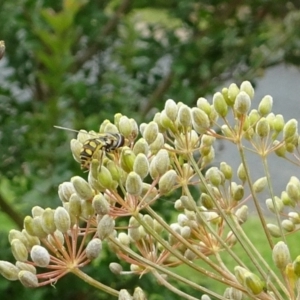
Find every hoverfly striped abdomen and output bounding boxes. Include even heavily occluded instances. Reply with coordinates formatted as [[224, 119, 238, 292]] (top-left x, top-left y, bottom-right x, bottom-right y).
[[80, 133, 125, 170]]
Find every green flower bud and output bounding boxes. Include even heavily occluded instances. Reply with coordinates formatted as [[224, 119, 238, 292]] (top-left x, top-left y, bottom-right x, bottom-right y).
[[81, 198, 95, 219], [240, 81, 254, 99], [129, 118, 139, 139], [283, 119, 298, 142], [258, 95, 273, 116], [133, 138, 149, 156], [118, 289, 132, 300], [213, 92, 228, 117], [281, 190, 295, 207], [143, 121, 159, 144], [201, 134, 216, 146], [255, 117, 270, 138], [197, 97, 211, 114], [109, 262, 123, 275], [234, 91, 251, 115], [165, 99, 178, 121], [273, 114, 285, 132], [221, 125, 234, 138], [191, 107, 210, 134], [234, 266, 248, 285], [71, 176, 94, 200], [54, 207, 71, 233], [228, 83, 240, 105], [58, 181, 76, 202], [149, 133, 164, 154], [200, 193, 214, 209], [205, 167, 225, 187], [244, 272, 264, 295], [267, 223, 281, 238], [18, 270, 39, 288], [70, 139, 82, 163], [226, 231, 237, 247], [86, 238, 102, 260], [69, 193, 82, 218], [158, 170, 177, 195], [16, 262, 36, 274], [223, 287, 243, 300], [8, 230, 28, 248], [154, 149, 170, 176], [133, 287, 147, 300], [118, 232, 130, 246], [273, 140, 286, 157], [103, 123, 118, 133], [0, 261, 19, 281], [184, 248, 197, 261], [41, 208, 56, 234], [237, 163, 247, 183], [31, 206, 44, 218], [30, 245, 50, 267], [272, 241, 291, 269], [159, 110, 176, 132], [180, 195, 196, 211], [114, 113, 122, 129], [281, 219, 295, 232], [143, 214, 154, 229], [288, 212, 300, 224], [118, 116, 133, 138], [141, 183, 158, 204], [178, 104, 192, 128], [97, 165, 116, 190], [235, 205, 248, 224], [31, 217, 48, 239], [232, 184, 244, 201], [133, 154, 149, 179], [97, 215, 115, 240], [286, 182, 300, 202], [22, 230, 40, 248], [126, 172, 143, 196], [253, 177, 267, 193], [11, 239, 28, 262], [293, 256, 300, 277], [266, 197, 284, 213], [219, 162, 232, 180], [121, 147, 136, 173], [48, 230, 64, 247], [128, 217, 141, 241], [92, 194, 110, 215]]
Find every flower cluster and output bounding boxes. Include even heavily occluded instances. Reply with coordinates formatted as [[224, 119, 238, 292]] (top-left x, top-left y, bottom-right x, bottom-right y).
[[1, 81, 300, 299]]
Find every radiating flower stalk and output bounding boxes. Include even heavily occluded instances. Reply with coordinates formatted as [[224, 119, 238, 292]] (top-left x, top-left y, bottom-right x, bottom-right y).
[[2, 81, 300, 299]]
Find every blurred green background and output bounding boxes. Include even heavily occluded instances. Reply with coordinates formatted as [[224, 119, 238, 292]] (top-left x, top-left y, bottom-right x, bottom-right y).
[[0, 0, 300, 298]]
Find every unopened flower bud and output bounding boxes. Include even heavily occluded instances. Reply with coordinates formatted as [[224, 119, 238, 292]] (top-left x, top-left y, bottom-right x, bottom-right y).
[[133, 153, 149, 179], [226, 231, 237, 247], [244, 272, 265, 295], [69, 193, 82, 217], [191, 107, 210, 134], [267, 223, 281, 237], [286, 182, 300, 202], [133, 139, 149, 157], [41, 208, 56, 234], [97, 215, 115, 240], [180, 195, 196, 211], [219, 162, 232, 180], [149, 133, 164, 154], [71, 176, 94, 200], [81, 199, 95, 219], [273, 114, 285, 132], [228, 83, 240, 105], [30, 217, 47, 239], [283, 119, 298, 143], [272, 241, 291, 269], [0, 261, 19, 281], [213, 92, 228, 117], [31, 206, 44, 217], [253, 177, 267, 193], [92, 194, 110, 215], [18, 270, 39, 288], [158, 170, 177, 194], [143, 122, 159, 144], [154, 149, 170, 176], [258, 95, 273, 116], [126, 172, 143, 196], [97, 165, 116, 190], [237, 163, 247, 183], [121, 147, 136, 173], [255, 118, 270, 138], [70, 139, 82, 163], [178, 105, 192, 128], [8, 230, 28, 248], [109, 262, 123, 275], [240, 81, 254, 99], [293, 256, 300, 277], [118, 232, 130, 246], [58, 181, 76, 202], [266, 197, 284, 213], [160, 110, 176, 132], [282, 219, 295, 232], [31, 245, 50, 267], [273, 140, 286, 157], [200, 193, 214, 209], [234, 91, 251, 115], [119, 289, 132, 300], [234, 266, 248, 285], [15, 261, 36, 274], [223, 287, 243, 300], [133, 287, 147, 300], [165, 99, 178, 121], [118, 116, 133, 138], [221, 125, 234, 138], [11, 239, 28, 262], [235, 205, 248, 224], [232, 184, 244, 201], [86, 238, 102, 260], [54, 207, 71, 233], [288, 212, 300, 224], [103, 123, 118, 133], [205, 167, 224, 187]]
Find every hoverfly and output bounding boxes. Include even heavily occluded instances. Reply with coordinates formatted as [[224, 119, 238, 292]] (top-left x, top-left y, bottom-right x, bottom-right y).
[[54, 126, 125, 170]]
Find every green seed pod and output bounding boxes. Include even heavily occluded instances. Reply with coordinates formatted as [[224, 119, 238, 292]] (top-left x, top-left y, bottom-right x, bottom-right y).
[[118, 115, 133, 138], [266, 197, 284, 213], [272, 241, 291, 269], [143, 121, 159, 144], [240, 81, 255, 99], [133, 153, 149, 179], [178, 104, 192, 128], [126, 172, 143, 196], [244, 272, 265, 295], [54, 207, 71, 233], [293, 255, 300, 277], [132, 138, 149, 156], [71, 176, 94, 200], [253, 177, 267, 193], [18, 270, 39, 288], [15, 261, 36, 274], [41, 208, 56, 234], [191, 107, 210, 134], [149, 133, 164, 154], [69, 193, 82, 218], [92, 194, 110, 215], [158, 169, 177, 195], [97, 215, 115, 240], [11, 239, 28, 262], [267, 223, 281, 238], [86, 238, 102, 260], [109, 262, 123, 275], [213, 92, 228, 117], [120, 147, 136, 173], [0, 261, 19, 281], [255, 117, 270, 138], [234, 91, 251, 115], [258, 95, 273, 116], [228, 83, 240, 105], [165, 99, 178, 121], [30, 245, 50, 267]]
